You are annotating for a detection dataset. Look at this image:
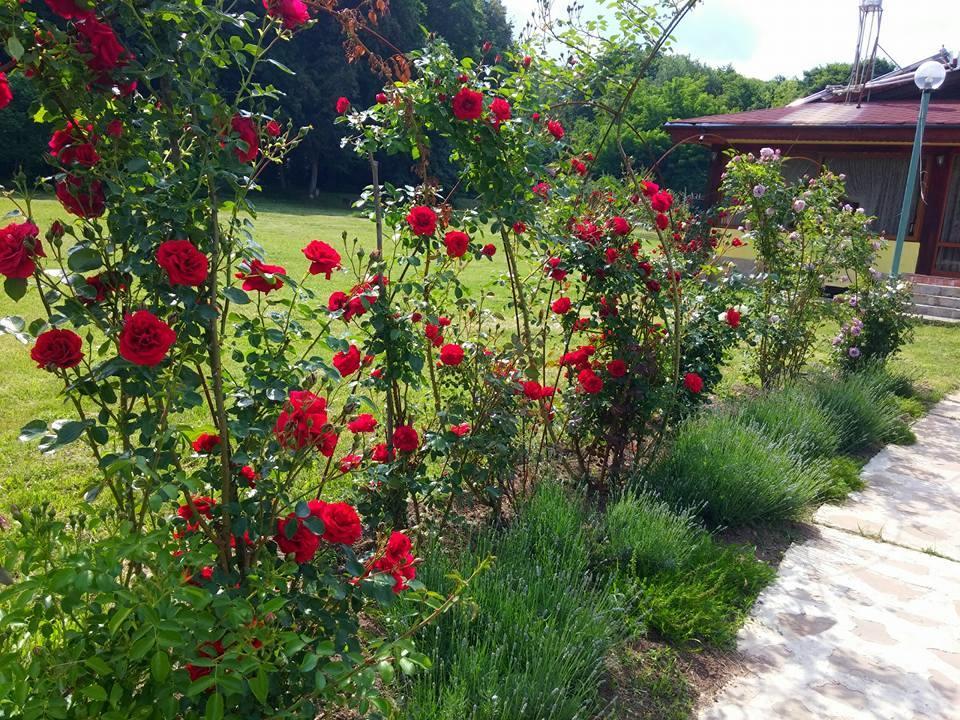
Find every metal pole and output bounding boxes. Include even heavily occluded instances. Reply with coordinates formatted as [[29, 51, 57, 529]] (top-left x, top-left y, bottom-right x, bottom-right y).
[[891, 88, 932, 277]]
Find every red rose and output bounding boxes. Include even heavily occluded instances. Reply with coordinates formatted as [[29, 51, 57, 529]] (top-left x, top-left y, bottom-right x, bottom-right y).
[[439, 343, 464, 366], [651, 191, 673, 213], [30, 329, 84, 371], [551, 297, 571, 314], [347, 414, 378, 433], [609, 216, 631, 236], [376, 92, 388, 104], [480, 243, 496, 257], [642, 180, 659, 197], [570, 158, 587, 176], [646, 279, 661, 293], [119, 310, 176, 366], [725, 308, 741, 328], [335, 96, 350, 114], [438, 316, 451, 327], [274, 390, 338, 455], [332, 345, 361, 377], [49, 122, 99, 167], [82, 271, 126, 304], [263, 0, 310, 29], [0, 221, 43, 278], [392, 425, 419, 453], [302, 240, 341, 279], [512, 221, 526, 234], [490, 97, 511, 122], [522, 380, 544, 400], [75, 16, 128, 77], [605, 248, 619, 265], [238, 465, 257, 485], [372, 443, 394, 463], [230, 115, 259, 163], [683, 372, 704, 394], [452, 87, 484, 121], [0, 73, 11, 111], [56, 176, 105, 218], [424, 323, 443, 347], [372, 532, 416, 592], [607, 359, 627, 378], [318, 502, 362, 545], [574, 220, 602, 245], [655, 213, 670, 231], [236, 259, 285, 293], [443, 230, 470, 258], [192, 433, 221, 454], [546, 119, 565, 140], [406, 205, 437, 237], [265, 120, 282, 137], [156, 239, 209, 286], [177, 496, 216, 526], [43, 0, 92, 19], [523, 55, 532, 68], [185, 640, 226, 681], [276, 515, 320, 563], [105, 119, 123, 138], [578, 368, 604, 394], [339, 454, 363, 472], [450, 423, 471, 437]]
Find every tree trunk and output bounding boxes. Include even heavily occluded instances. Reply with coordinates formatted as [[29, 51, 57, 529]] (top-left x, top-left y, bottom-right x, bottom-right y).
[[308, 155, 319, 199]]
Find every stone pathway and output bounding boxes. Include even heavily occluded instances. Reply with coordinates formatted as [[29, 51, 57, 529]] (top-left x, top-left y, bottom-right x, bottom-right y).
[[699, 394, 960, 720]]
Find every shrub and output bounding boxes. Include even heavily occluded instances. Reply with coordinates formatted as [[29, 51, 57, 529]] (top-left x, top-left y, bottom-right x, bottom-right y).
[[401, 484, 624, 720], [823, 456, 866, 501], [597, 491, 702, 578], [648, 415, 829, 527], [731, 387, 840, 461], [832, 279, 916, 371], [807, 371, 914, 452], [640, 540, 775, 647]]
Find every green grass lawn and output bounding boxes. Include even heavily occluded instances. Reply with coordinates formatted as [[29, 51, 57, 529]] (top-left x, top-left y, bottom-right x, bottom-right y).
[[2, 195, 959, 515]]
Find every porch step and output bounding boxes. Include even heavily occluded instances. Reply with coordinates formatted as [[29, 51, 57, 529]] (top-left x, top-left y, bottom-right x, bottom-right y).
[[910, 291, 960, 309], [912, 283, 960, 300], [912, 303, 960, 321]]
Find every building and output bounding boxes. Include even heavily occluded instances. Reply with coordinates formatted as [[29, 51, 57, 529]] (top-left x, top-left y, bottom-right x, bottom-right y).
[[664, 50, 960, 282]]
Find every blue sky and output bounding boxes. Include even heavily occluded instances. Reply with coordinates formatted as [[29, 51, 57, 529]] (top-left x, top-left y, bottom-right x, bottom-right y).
[[502, 0, 960, 80]]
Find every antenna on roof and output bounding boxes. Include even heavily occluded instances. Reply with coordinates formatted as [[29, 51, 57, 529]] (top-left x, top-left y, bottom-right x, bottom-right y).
[[846, 0, 884, 105]]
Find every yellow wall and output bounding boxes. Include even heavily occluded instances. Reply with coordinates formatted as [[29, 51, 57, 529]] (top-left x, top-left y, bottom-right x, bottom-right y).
[[724, 240, 920, 275]]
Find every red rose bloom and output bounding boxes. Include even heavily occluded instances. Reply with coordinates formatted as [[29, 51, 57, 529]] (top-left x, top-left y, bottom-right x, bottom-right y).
[[443, 230, 470, 258], [452, 87, 484, 121], [551, 297, 571, 314], [0, 73, 11, 111], [651, 191, 674, 213], [238, 465, 257, 485], [424, 323, 443, 347], [607, 359, 627, 378], [43, 0, 93, 20], [570, 158, 587, 176], [546, 119, 565, 140], [56, 176, 105, 218], [578, 368, 604, 394], [347, 414, 378, 433], [372, 443, 394, 463], [339, 454, 363, 472], [303, 240, 341, 279], [642, 180, 660, 197], [609, 216, 631, 236], [439, 343, 464, 366], [655, 213, 670, 231], [276, 515, 320, 563], [236, 259, 285, 293], [119, 311, 176, 366], [332, 345, 361, 377], [265, 120, 282, 137], [318, 502, 362, 545], [490, 97, 511, 123], [335, 96, 350, 114], [49, 122, 99, 167], [192, 433, 221, 454], [106, 119, 123, 138], [481, 243, 496, 257], [274, 390, 338, 455], [75, 16, 128, 77], [512, 221, 526, 234], [438, 316, 451, 327], [0, 221, 43, 278], [230, 115, 259, 163], [683, 372, 704, 394], [263, 0, 310, 29], [185, 640, 226, 681], [376, 92, 388, 104], [372, 531, 417, 592], [522, 381, 544, 400], [156, 239, 208, 286], [406, 205, 437, 237], [605, 248, 619, 265], [725, 308, 741, 328], [30, 329, 83, 370], [646, 279, 661, 293], [392, 425, 419, 453], [177, 496, 216, 527], [450, 423, 471, 437]]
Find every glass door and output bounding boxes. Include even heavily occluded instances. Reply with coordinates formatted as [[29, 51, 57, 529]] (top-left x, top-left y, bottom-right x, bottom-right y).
[[935, 161, 960, 276]]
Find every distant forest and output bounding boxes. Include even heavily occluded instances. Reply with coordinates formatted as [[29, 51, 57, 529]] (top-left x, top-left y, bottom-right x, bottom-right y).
[[0, 0, 893, 200]]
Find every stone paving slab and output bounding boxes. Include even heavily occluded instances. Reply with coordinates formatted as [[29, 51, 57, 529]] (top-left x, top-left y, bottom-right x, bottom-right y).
[[700, 393, 960, 720], [700, 526, 960, 720]]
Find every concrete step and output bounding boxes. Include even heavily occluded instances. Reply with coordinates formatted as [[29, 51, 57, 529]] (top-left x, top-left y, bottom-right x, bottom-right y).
[[910, 292, 960, 309], [912, 283, 960, 299], [912, 302, 960, 320]]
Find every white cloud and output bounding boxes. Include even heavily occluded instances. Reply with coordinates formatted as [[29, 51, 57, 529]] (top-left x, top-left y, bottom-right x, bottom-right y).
[[502, 0, 960, 80]]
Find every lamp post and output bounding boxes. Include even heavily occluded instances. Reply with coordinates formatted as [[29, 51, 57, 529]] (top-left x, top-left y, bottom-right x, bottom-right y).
[[891, 60, 947, 277]]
